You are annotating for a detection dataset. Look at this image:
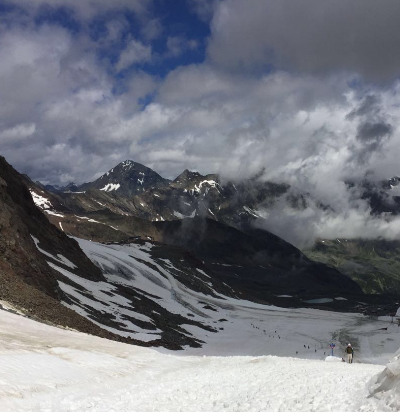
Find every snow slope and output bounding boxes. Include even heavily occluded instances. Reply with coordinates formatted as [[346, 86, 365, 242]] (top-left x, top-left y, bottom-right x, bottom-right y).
[[30, 236, 400, 360], [368, 346, 400, 410], [0, 309, 394, 412]]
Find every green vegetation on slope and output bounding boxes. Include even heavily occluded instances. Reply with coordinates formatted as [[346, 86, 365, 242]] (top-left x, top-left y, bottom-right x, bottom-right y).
[[304, 238, 400, 294]]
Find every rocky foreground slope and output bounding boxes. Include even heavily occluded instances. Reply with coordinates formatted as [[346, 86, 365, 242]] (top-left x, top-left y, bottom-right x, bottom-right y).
[[0, 156, 131, 342]]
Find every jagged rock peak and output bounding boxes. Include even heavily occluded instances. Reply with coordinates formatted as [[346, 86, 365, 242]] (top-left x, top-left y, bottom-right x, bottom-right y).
[[174, 169, 203, 183], [100, 160, 154, 178], [79, 159, 169, 195]]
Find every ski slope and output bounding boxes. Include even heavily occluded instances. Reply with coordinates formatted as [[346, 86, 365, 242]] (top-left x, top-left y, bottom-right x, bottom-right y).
[[0, 309, 397, 412]]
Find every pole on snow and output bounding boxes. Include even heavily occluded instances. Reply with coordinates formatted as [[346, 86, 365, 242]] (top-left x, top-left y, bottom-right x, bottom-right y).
[[329, 343, 335, 356]]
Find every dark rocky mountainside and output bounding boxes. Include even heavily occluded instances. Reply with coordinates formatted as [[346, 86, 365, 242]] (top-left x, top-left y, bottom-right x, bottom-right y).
[[2, 155, 400, 351], [8, 156, 348, 348], [43, 160, 400, 227], [27, 158, 400, 296], [153, 218, 363, 298], [0, 156, 223, 348], [78, 160, 169, 196], [0, 156, 121, 339], [30, 205, 364, 299], [42, 160, 290, 228], [19, 159, 365, 299]]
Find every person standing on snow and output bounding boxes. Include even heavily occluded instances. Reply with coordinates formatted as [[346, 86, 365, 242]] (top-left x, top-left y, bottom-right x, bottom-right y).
[[345, 343, 354, 363]]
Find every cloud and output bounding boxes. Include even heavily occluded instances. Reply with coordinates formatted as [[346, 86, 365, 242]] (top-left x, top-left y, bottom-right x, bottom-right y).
[[208, 0, 400, 82], [115, 37, 152, 72], [166, 36, 198, 58], [148, 66, 357, 181], [4, 0, 400, 249], [344, 94, 395, 163], [357, 122, 392, 142], [141, 18, 163, 41], [254, 196, 400, 248], [6, 0, 152, 20], [186, 0, 218, 22], [347, 95, 381, 120], [0, 123, 36, 142], [0, 22, 157, 183]]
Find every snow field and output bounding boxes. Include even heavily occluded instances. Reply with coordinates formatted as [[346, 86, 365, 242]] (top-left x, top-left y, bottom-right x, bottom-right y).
[[30, 237, 400, 362], [0, 310, 389, 412]]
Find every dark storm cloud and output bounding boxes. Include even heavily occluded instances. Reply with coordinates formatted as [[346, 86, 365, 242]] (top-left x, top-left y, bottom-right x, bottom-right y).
[[346, 94, 394, 148], [346, 95, 381, 120], [208, 0, 400, 82], [344, 94, 394, 165], [357, 122, 393, 142]]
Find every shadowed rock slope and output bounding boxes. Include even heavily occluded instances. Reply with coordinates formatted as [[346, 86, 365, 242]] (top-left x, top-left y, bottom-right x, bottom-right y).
[[152, 218, 363, 299]]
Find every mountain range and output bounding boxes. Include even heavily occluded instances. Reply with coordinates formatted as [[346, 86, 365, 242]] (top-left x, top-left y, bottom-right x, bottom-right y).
[[30, 158, 400, 294], [2, 155, 400, 350]]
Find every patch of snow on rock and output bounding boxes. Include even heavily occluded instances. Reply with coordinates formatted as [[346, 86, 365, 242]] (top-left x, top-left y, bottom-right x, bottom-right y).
[[100, 183, 121, 192], [29, 190, 52, 210]]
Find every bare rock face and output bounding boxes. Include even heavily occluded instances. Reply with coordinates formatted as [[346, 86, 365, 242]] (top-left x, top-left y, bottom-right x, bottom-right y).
[[0, 165, 58, 298], [0, 157, 103, 294], [0, 156, 138, 344]]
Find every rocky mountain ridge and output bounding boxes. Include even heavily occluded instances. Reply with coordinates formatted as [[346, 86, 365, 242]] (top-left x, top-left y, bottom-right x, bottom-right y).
[[34, 159, 400, 296], [2, 155, 400, 350], [41, 159, 289, 230]]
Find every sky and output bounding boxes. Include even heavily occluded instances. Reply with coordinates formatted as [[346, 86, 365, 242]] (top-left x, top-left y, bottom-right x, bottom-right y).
[[3, 0, 400, 244]]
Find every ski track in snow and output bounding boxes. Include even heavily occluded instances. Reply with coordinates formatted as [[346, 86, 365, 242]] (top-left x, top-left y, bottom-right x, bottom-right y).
[[0, 310, 391, 412]]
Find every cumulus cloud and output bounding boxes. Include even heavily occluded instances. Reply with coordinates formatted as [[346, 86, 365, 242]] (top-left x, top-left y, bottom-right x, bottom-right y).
[[141, 18, 163, 41], [0, 123, 36, 143], [115, 38, 152, 72], [254, 195, 400, 248], [166, 36, 198, 58], [6, 0, 152, 20], [208, 0, 400, 82], [3, 0, 400, 247], [0, 22, 156, 183], [186, 0, 219, 22]]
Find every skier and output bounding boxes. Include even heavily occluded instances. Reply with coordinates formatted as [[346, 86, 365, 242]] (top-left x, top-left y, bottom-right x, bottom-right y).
[[345, 343, 354, 363]]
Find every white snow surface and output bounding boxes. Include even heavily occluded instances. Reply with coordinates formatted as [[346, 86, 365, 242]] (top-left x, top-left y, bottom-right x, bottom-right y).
[[31, 235, 76, 269], [189, 179, 222, 195], [368, 347, 400, 410], [0, 309, 397, 412], [173, 210, 185, 218], [100, 183, 120, 192], [4, 237, 400, 410], [29, 190, 52, 210], [44, 210, 64, 217], [28, 237, 400, 364], [173, 210, 196, 219]]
